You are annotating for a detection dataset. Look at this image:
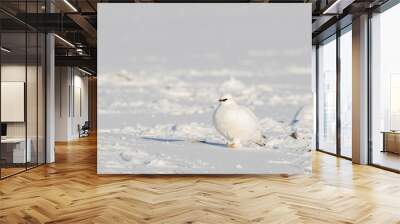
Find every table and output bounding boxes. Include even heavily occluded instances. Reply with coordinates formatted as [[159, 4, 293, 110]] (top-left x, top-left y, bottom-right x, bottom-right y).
[[1, 138, 31, 163], [382, 131, 400, 154]]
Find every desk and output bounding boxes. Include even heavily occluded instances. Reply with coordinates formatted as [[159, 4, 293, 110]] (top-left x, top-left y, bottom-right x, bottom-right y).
[[1, 138, 31, 163], [382, 131, 400, 154]]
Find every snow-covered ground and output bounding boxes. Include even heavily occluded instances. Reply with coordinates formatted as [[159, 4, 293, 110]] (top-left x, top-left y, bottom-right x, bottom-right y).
[[98, 70, 313, 174]]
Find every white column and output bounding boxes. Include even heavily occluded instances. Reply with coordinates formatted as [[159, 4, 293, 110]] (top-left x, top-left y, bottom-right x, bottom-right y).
[[352, 14, 369, 164], [45, 0, 56, 163], [46, 33, 55, 163]]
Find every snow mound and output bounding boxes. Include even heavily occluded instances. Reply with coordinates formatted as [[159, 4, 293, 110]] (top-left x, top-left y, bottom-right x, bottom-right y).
[[219, 77, 245, 93]]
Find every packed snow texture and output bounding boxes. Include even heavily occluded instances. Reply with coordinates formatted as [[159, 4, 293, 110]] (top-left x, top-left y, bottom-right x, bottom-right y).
[[98, 71, 313, 174]]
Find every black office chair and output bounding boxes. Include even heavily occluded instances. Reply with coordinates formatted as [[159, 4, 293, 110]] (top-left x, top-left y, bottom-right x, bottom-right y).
[[79, 121, 90, 138]]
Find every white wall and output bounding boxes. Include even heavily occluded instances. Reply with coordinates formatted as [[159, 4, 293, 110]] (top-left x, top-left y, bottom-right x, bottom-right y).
[[55, 66, 70, 141], [71, 73, 89, 138], [1, 65, 27, 141], [1, 63, 47, 164], [1, 65, 38, 138], [55, 67, 89, 141]]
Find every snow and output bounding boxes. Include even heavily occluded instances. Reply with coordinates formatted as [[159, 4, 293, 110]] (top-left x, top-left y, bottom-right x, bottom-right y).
[[98, 70, 313, 174], [97, 4, 312, 174]]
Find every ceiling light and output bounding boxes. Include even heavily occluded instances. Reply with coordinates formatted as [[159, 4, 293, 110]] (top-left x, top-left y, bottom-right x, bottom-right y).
[[322, 0, 355, 15], [322, 0, 343, 14], [76, 48, 84, 55], [78, 67, 93, 76], [63, 0, 78, 12], [1, 47, 11, 53], [54, 34, 75, 48]]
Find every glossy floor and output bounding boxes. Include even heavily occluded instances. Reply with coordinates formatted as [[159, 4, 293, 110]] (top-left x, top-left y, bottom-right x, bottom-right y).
[[372, 150, 400, 171], [0, 135, 399, 223]]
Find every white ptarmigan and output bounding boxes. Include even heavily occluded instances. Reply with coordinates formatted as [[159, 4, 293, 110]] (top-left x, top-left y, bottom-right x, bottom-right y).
[[213, 94, 266, 148]]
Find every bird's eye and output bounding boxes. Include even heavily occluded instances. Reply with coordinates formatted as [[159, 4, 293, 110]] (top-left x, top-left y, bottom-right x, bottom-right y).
[[219, 98, 228, 102]]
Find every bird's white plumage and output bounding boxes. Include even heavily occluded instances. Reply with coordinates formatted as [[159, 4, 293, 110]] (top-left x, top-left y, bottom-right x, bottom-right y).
[[213, 94, 265, 148]]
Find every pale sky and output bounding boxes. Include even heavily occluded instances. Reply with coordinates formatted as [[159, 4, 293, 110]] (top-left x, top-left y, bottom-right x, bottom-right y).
[[98, 3, 311, 77]]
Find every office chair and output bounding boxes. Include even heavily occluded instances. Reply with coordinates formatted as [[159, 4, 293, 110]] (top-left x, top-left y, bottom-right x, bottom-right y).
[[79, 121, 90, 138]]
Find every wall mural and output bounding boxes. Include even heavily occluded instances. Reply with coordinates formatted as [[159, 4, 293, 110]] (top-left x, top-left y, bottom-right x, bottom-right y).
[[98, 3, 313, 174]]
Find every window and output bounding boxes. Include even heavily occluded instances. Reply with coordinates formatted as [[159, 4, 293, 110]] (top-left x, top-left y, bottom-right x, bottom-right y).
[[371, 3, 400, 171], [317, 36, 337, 154], [339, 28, 352, 158], [390, 74, 400, 130], [316, 26, 353, 159]]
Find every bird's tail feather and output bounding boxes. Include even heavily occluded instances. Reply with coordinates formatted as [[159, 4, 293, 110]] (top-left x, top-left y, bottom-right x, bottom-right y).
[[289, 106, 304, 139]]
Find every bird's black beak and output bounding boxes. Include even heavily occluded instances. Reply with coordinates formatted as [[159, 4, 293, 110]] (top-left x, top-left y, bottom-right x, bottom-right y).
[[219, 98, 228, 102]]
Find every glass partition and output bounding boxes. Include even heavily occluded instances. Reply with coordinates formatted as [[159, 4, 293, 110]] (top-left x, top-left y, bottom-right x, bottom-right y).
[[0, 2, 46, 179], [26, 0, 44, 169], [27, 30, 38, 169], [1, 31, 28, 177], [38, 32, 45, 165]]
